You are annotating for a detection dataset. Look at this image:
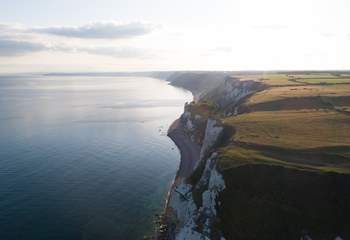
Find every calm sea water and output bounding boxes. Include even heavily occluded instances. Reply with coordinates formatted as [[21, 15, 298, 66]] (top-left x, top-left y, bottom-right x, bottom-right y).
[[0, 75, 192, 240]]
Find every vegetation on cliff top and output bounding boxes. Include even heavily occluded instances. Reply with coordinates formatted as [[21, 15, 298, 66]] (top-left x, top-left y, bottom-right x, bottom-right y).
[[209, 72, 350, 175], [234, 72, 350, 86]]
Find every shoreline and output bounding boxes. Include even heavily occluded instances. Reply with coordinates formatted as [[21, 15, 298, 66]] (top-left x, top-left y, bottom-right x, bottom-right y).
[[155, 78, 199, 239], [155, 117, 200, 239]]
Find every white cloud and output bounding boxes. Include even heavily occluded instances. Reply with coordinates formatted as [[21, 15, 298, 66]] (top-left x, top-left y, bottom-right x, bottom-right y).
[[0, 23, 46, 56], [78, 46, 153, 59], [0, 22, 154, 58], [0, 39, 47, 56], [33, 21, 154, 39]]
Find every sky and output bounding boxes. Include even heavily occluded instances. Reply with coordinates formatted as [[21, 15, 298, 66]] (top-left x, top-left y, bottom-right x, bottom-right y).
[[0, 0, 349, 73]]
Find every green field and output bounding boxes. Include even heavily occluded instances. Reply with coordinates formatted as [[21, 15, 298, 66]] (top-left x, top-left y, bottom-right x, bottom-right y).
[[223, 110, 350, 149], [232, 72, 350, 86], [212, 72, 350, 174], [235, 73, 301, 86], [245, 84, 350, 106], [293, 78, 350, 84]]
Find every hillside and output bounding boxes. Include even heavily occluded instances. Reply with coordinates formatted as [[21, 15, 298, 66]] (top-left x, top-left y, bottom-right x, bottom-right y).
[[161, 71, 350, 240]]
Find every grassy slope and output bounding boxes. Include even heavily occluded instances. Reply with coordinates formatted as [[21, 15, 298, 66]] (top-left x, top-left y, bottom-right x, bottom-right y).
[[216, 73, 350, 175], [246, 84, 350, 105], [234, 72, 350, 86], [224, 110, 350, 149]]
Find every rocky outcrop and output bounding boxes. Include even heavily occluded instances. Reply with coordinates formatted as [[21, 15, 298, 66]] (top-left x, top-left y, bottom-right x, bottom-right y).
[[179, 103, 207, 144]]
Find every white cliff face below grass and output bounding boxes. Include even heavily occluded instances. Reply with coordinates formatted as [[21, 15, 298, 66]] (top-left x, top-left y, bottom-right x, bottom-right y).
[[197, 119, 223, 169], [167, 118, 226, 240], [203, 158, 226, 216], [198, 153, 226, 235], [200, 77, 265, 115], [169, 181, 203, 240], [169, 181, 197, 224], [168, 153, 226, 240]]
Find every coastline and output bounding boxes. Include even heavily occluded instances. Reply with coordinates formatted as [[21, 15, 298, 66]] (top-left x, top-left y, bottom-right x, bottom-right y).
[[155, 115, 200, 240]]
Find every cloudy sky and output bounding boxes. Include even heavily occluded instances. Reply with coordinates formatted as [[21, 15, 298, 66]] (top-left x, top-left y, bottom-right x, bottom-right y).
[[0, 0, 349, 73]]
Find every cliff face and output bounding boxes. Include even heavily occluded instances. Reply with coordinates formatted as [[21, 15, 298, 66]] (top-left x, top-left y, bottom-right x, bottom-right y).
[[200, 76, 265, 115]]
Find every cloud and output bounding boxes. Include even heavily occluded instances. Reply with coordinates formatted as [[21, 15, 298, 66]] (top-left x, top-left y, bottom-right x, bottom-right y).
[[0, 39, 46, 56], [0, 36, 151, 58], [0, 22, 154, 58], [0, 24, 47, 56], [78, 46, 152, 58], [34, 22, 154, 39], [51, 45, 153, 59], [0, 23, 16, 32]]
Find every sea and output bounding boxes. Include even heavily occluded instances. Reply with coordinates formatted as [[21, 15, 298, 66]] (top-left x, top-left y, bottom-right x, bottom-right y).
[[0, 74, 192, 240]]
